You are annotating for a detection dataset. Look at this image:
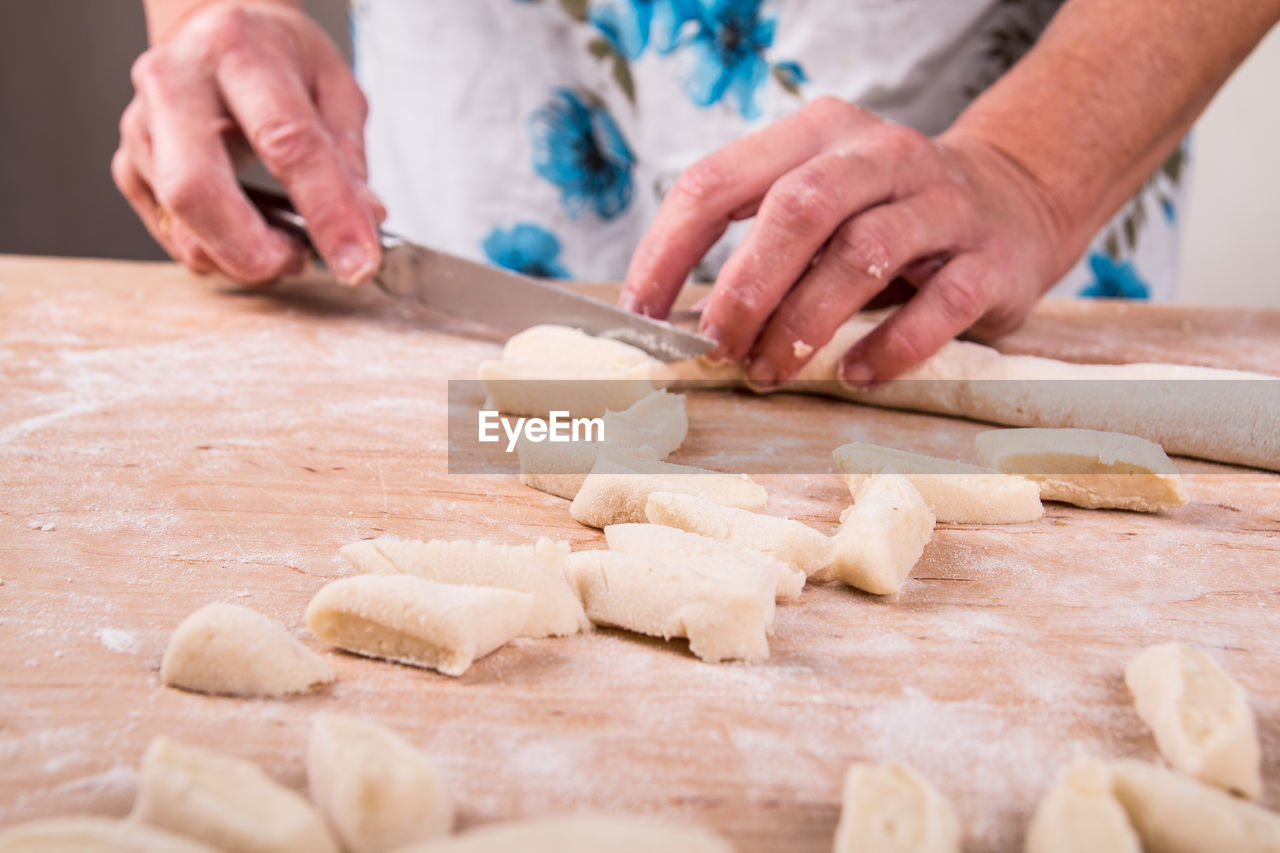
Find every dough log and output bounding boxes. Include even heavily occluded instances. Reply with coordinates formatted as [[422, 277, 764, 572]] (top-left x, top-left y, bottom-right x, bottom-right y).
[[389, 814, 734, 853], [0, 816, 219, 853]]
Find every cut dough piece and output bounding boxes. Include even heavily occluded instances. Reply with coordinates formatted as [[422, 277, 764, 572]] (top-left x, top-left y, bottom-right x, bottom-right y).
[[131, 736, 340, 853], [1024, 757, 1141, 853], [308, 714, 453, 853], [1124, 642, 1261, 798], [645, 490, 833, 577], [605, 521, 801, 602], [0, 816, 219, 852], [480, 327, 659, 418], [305, 575, 531, 676], [570, 450, 767, 528], [830, 474, 936, 595], [160, 602, 333, 697], [390, 815, 733, 853], [517, 390, 687, 499], [566, 550, 773, 662], [1108, 758, 1280, 853], [832, 442, 1043, 524], [338, 537, 589, 638], [652, 316, 1279, 472], [833, 763, 960, 853], [974, 428, 1188, 511]]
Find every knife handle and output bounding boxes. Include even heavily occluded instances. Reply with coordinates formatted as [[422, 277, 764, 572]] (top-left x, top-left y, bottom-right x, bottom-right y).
[[239, 182, 317, 257]]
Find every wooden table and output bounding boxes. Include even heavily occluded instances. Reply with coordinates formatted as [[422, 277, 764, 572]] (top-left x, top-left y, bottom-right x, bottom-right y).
[[2, 255, 1277, 851]]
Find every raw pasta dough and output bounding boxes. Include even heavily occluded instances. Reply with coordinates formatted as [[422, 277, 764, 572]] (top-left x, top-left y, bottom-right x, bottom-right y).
[[517, 389, 688, 499], [570, 449, 767, 528], [1124, 642, 1261, 798], [0, 816, 219, 853], [307, 715, 453, 853], [160, 602, 333, 697], [652, 318, 1280, 471], [1024, 758, 1141, 853], [974, 428, 1189, 511], [832, 442, 1043, 524], [644, 490, 833, 577], [831, 474, 936, 595], [566, 549, 774, 662], [131, 736, 340, 853], [305, 575, 531, 676], [338, 537, 589, 638], [389, 815, 733, 853], [605, 521, 802, 601], [480, 325, 657, 417], [833, 763, 960, 853], [1108, 759, 1280, 853]]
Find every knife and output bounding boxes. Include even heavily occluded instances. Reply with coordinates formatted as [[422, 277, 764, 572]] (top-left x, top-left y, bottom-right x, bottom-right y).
[[241, 183, 715, 362]]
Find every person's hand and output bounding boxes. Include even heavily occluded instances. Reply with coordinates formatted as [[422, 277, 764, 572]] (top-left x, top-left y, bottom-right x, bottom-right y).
[[112, 1, 384, 285], [620, 96, 1072, 387]]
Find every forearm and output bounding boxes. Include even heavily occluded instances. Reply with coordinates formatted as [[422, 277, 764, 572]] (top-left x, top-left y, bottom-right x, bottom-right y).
[[142, 0, 298, 43], [950, 0, 1280, 273]]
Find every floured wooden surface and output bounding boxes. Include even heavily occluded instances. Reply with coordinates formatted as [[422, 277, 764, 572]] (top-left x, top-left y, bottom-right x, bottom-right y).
[[1, 255, 1278, 851]]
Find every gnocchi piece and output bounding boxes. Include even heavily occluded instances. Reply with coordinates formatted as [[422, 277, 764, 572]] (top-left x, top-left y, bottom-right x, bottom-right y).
[[833, 763, 960, 853], [831, 474, 936, 595], [604, 521, 800, 602], [307, 714, 453, 853], [305, 575, 531, 676], [570, 450, 767, 529], [1024, 757, 1141, 853], [974, 428, 1188, 511], [644, 491, 832, 578], [338, 537, 588, 638], [131, 736, 340, 853], [0, 816, 219, 853], [566, 550, 773, 663], [1124, 642, 1261, 798], [160, 603, 333, 698], [832, 442, 1043, 524]]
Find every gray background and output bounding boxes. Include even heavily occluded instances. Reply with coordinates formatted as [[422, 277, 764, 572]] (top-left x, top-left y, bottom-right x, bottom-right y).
[[1, 2, 1276, 305]]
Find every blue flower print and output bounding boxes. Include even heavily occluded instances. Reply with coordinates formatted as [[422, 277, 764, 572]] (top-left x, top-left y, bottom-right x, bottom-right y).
[[588, 0, 699, 59], [482, 224, 571, 279], [683, 0, 777, 119], [529, 88, 635, 221], [1080, 251, 1150, 300], [772, 60, 808, 89]]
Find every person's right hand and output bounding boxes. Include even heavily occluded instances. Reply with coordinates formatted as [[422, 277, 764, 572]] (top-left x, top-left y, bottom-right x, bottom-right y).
[[112, 1, 384, 285]]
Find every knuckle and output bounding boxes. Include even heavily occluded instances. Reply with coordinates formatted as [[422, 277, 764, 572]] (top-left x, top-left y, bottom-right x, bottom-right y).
[[129, 50, 167, 89], [881, 324, 933, 367], [154, 172, 208, 219], [804, 95, 854, 129], [201, 4, 256, 48], [110, 149, 132, 191], [672, 158, 729, 207], [830, 220, 894, 280], [765, 172, 839, 233], [251, 116, 326, 171], [874, 122, 929, 162], [935, 267, 987, 321]]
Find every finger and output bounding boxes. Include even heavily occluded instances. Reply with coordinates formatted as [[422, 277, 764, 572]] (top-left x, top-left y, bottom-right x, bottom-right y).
[[621, 97, 868, 319], [746, 197, 967, 386], [311, 38, 371, 184], [112, 145, 218, 274], [701, 146, 906, 365], [216, 48, 380, 284], [134, 52, 300, 283], [839, 253, 991, 385]]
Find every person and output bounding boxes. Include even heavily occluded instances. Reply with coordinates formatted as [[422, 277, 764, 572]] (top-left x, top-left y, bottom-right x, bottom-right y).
[[113, 0, 1280, 389]]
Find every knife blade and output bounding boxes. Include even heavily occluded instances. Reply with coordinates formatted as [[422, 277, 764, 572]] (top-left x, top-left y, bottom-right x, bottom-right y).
[[242, 183, 715, 362]]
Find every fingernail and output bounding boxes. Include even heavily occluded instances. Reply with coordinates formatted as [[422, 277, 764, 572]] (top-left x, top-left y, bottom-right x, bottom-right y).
[[699, 322, 731, 365], [840, 360, 876, 391], [745, 356, 781, 392], [332, 242, 375, 286]]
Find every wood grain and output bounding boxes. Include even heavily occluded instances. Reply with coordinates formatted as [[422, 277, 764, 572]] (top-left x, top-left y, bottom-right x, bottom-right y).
[[1, 255, 1278, 851]]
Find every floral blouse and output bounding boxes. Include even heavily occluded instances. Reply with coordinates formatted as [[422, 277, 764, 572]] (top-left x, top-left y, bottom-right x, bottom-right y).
[[352, 0, 1184, 300]]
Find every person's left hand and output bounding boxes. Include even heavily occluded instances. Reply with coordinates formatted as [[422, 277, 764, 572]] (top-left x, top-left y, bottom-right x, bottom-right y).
[[619, 97, 1073, 388]]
